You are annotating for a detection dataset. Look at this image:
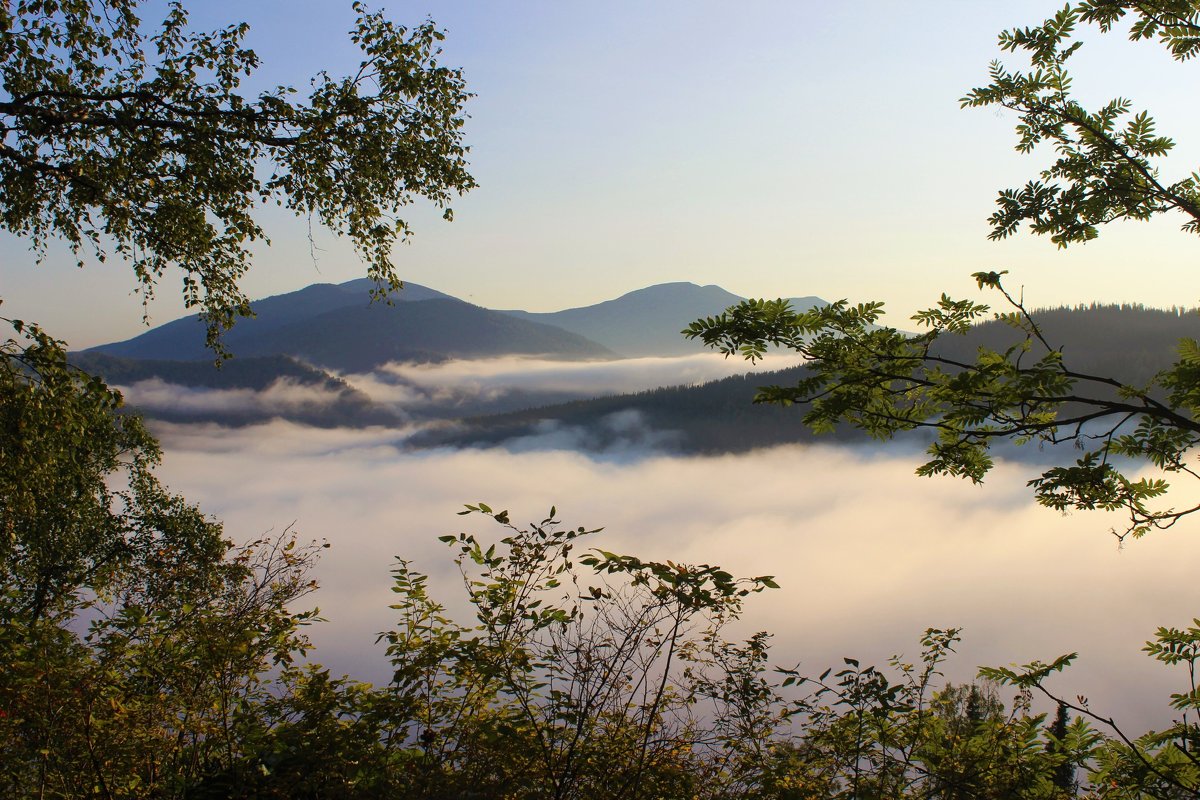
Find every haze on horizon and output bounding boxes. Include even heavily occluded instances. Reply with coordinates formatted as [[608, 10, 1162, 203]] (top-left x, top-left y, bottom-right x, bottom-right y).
[[3, 0, 1198, 348]]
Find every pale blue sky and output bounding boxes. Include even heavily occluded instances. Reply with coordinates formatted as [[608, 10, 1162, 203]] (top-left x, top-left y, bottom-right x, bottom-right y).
[[2, 1, 1196, 347]]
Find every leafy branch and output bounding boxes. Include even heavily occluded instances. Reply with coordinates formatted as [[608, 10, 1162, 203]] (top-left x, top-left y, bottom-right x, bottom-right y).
[[685, 274, 1200, 539], [1, 1, 476, 354]]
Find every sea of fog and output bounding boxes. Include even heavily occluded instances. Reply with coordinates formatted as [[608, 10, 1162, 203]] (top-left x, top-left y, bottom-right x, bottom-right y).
[[133, 354, 1200, 734], [148, 425, 1200, 730]]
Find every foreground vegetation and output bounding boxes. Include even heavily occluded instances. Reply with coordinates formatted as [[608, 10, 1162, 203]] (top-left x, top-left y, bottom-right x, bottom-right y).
[[1, 322, 1197, 799], [3, 327, 1200, 798]]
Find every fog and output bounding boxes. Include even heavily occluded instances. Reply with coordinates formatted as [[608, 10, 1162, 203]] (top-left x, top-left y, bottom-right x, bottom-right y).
[[372, 352, 806, 396], [348, 352, 807, 408], [114, 353, 809, 423], [118, 377, 352, 416], [150, 417, 1200, 733]]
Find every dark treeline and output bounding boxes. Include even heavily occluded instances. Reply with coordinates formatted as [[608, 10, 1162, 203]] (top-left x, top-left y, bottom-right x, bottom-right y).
[[408, 365, 837, 454], [71, 352, 349, 393], [415, 304, 1200, 454], [932, 304, 1200, 389]]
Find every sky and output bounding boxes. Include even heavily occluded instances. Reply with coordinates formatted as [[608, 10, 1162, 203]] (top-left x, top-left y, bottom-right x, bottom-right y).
[[2, 0, 1198, 347]]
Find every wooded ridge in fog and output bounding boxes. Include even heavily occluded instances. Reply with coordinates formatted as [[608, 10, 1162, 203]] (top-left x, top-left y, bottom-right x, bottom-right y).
[[411, 304, 1200, 455]]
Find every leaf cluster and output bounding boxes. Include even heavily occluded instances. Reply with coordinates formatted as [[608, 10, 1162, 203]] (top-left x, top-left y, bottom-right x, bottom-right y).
[[959, 2, 1200, 245], [0, 313, 325, 798], [373, 503, 785, 799]]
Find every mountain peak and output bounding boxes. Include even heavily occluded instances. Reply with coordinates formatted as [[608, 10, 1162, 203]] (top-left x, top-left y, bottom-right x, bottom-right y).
[[498, 282, 823, 357]]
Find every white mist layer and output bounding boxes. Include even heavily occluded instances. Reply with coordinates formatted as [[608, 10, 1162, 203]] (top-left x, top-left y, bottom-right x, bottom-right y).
[[367, 352, 807, 397], [116, 378, 350, 415], [151, 420, 1200, 732]]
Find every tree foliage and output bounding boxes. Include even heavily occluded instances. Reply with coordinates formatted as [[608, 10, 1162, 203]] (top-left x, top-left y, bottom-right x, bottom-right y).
[[0, 314, 181, 625], [0, 338, 1191, 798], [378, 503, 782, 800], [0, 315, 323, 798], [964, 2, 1200, 245], [0, 0, 476, 350]]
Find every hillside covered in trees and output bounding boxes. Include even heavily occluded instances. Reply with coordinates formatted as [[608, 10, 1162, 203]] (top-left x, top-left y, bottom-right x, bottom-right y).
[[414, 304, 1200, 454]]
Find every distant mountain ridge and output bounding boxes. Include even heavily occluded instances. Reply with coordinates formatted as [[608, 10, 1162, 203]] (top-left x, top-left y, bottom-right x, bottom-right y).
[[90, 280, 615, 371], [73, 302, 1199, 446], [88, 278, 829, 367], [77, 277, 832, 430], [500, 282, 825, 357]]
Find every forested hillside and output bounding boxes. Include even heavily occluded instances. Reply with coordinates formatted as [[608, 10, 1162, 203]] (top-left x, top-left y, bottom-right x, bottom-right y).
[[415, 304, 1200, 454], [934, 303, 1198, 388]]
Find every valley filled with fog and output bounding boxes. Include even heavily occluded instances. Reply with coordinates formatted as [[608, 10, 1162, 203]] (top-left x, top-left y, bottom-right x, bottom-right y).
[[79, 280, 1200, 737], [142, 352, 1200, 734]]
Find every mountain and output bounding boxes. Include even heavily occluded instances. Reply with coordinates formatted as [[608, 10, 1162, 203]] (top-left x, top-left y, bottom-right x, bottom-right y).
[[410, 304, 1200, 455], [79, 294, 1190, 444], [223, 298, 615, 372], [499, 282, 826, 357], [78, 278, 836, 429], [88, 279, 827, 370], [93, 279, 454, 362], [90, 280, 614, 371]]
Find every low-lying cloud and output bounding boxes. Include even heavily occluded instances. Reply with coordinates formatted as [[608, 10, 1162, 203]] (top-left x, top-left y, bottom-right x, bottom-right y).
[[114, 353, 811, 441], [362, 352, 806, 400], [117, 377, 351, 416], [498, 409, 684, 456], [150, 419, 1200, 732]]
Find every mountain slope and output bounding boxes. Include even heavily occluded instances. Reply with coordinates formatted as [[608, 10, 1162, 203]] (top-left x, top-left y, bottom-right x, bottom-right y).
[[90, 281, 614, 370], [90, 279, 456, 361], [500, 282, 825, 357], [241, 298, 616, 372]]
